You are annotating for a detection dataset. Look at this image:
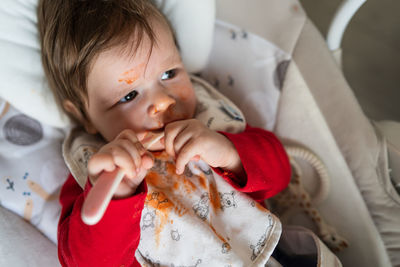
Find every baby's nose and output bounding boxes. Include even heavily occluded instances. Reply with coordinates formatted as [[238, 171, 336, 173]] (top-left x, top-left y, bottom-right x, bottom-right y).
[[148, 93, 176, 116]]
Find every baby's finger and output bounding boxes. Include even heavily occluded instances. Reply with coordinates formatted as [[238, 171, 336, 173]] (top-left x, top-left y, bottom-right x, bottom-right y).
[[110, 146, 137, 178], [115, 139, 144, 172], [175, 139, 199, 175], [171, 126, 195, 157], [87, 153, 116, 178], [164, 122, 189, 157], [141, 152, 155, 170], [116, 129, 147, 152]]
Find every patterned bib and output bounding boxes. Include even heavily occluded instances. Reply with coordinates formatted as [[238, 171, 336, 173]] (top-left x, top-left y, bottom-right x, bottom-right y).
[[136, 151, 281, 266]]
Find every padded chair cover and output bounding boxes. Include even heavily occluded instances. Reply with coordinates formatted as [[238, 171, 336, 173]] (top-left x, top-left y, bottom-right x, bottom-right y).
[[212, 0, 393, 266]]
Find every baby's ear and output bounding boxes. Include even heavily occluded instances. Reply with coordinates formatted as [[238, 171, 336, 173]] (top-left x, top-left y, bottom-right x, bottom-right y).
[[63, 100, 98, 134]]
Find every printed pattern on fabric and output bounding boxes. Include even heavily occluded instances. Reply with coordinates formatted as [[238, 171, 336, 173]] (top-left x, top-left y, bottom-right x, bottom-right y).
[[136, 151, 281, 266], [199, 21, 291, 132], [0, 98, 68, 243]]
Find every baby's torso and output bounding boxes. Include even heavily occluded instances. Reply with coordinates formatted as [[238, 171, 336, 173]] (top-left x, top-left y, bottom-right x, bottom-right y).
[[63, 76, 282, 266]]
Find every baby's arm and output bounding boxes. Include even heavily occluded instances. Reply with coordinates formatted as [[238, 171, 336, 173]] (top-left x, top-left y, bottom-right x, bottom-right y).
[[87, 129, 154, 198], [58, 174, 145, 266], [164, 120, 290, 200], [218, 125, 291, 200], [58, 129, 156, 266], [163, 119, 290, 199]]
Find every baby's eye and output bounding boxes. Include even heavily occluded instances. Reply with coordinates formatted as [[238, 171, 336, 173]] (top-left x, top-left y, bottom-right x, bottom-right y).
[[119, 90, 138, 103], [161, 69, 177, 80]]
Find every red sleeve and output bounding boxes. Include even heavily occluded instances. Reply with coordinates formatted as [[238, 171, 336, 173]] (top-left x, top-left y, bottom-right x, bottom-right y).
[[58, 174, 147, 267], [216, 125, 291, 201]]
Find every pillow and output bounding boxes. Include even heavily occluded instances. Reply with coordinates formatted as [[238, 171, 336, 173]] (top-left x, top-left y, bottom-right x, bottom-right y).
[[0, 98, 68, 243], [0, 0, 215, 128], [153, 0, 216, 73]]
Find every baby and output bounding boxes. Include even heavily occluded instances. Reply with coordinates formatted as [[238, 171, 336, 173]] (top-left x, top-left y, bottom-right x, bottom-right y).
[[38, 0, 290, 266]]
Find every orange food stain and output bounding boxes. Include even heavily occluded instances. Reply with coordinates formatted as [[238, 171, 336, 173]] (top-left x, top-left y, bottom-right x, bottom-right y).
[[198, 173, 207, 190], [145, 191, 172, 209], [146, 151, 238, 246], [165, 160, 196, 194], [209, 182, 221, 212], [209, 224, 227, 244], [165, 160, 177, 174], [173, 204, 186, 217], [173, 182, 179, 190], [0, 102, 10, 119], [254, 201, 268, 212], [182, 177, 196, 193], [154, 210, 169, 247], [145, 190, 173, 247], [146, 171, 169, 189], [117, 64, 145, 85]]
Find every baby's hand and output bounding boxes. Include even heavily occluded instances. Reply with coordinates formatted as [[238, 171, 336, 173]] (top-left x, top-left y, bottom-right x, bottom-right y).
[[87, 129, 154, 198], [164, 119, 244, 176]]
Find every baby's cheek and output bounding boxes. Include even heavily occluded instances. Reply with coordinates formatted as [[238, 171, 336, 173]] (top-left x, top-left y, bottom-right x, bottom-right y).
[[170, 83, 191, 100], [179, 89, 196, 117]]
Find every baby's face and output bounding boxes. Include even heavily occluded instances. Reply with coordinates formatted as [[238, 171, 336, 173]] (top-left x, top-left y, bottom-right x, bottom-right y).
[[85, 21, 196, 142]]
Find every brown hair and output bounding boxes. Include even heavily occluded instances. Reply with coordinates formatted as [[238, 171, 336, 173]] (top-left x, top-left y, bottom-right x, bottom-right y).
[[37, 0, 170, 122]]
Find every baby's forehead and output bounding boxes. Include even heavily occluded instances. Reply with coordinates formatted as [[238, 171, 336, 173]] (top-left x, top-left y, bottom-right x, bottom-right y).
[[96, 18, 176, 63], [87, 29, 180, 97], [94, 27, 178, 70]]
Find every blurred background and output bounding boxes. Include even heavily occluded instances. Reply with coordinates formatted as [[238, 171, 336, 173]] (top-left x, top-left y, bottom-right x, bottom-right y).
[[300, 0, 400, 121]]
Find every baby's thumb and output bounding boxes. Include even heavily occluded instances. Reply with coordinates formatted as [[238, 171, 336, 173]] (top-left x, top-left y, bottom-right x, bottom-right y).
[[141, 152, 154, 170]]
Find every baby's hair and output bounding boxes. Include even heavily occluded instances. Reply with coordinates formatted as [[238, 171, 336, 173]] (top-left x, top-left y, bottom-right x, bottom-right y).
[[38, 0, 173, 122]]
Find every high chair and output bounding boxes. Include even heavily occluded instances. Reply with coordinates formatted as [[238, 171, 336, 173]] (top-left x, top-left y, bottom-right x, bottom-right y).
[[0, 0, 399, 266]]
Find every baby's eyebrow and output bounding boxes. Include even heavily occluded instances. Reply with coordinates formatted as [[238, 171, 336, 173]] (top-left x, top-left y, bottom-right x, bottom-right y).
[[162, 53, 181, 66]]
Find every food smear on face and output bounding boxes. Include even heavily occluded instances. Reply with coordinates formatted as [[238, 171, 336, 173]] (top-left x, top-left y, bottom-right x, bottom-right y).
[[117, 63, 145, 85]]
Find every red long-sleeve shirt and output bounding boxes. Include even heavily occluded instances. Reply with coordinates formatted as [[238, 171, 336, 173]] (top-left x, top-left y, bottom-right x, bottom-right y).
[[58, 125, 290, 266]]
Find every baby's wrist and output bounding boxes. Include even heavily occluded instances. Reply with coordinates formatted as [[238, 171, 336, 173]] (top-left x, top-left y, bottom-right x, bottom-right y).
[[223, 161, 245, 178], [221, 148, 245, 178], [114, 168, 147, 199]]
